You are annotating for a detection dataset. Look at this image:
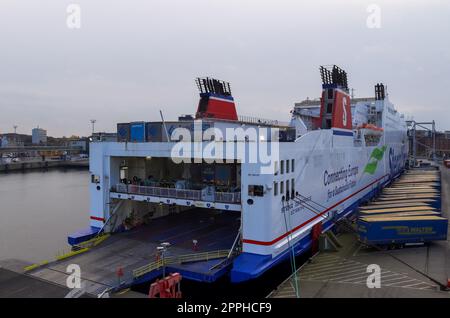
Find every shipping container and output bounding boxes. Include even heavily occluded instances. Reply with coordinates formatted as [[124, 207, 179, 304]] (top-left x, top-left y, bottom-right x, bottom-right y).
[[146, 122, 163, 142], [165, 122, 194, 142], [357, 215, 448, 245], [163, 121, 211, 141], [143, 120, 220, 142], [117, 123, 130, 142], [278, 128, 296, 142], [130, 122, 146, 142]]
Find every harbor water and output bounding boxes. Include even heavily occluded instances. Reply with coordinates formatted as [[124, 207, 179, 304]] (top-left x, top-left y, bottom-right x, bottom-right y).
[[0, 169, 89, 263]]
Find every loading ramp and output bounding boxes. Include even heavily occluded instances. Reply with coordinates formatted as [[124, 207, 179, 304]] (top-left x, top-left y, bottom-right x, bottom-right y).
[[357, 166, 447, 246], [24, 208, 240, 296]]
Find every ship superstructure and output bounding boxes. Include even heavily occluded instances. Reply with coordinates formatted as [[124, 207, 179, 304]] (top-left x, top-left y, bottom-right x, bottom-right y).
[[82, 66, 408, 283]]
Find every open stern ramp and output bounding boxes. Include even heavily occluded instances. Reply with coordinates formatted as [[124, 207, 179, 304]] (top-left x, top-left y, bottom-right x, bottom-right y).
[[28, 208, 240, 296]]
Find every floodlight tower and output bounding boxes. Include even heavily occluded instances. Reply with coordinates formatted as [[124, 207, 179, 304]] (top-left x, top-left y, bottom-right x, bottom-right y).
[[90, 119, 96, 136]]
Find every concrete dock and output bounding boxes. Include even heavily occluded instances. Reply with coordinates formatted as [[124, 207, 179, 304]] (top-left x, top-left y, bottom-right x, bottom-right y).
[[0, 159, 88, 172], [0, 267, 72, 298], [0, 259, 141, 298], [269, 165, 450, 298]]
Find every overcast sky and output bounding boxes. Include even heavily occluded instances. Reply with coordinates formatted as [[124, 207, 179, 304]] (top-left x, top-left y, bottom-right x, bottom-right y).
[[1, 0, 449, 137]]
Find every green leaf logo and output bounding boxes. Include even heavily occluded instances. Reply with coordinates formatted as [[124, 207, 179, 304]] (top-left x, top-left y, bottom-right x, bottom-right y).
[[364, 145, 387, 175]]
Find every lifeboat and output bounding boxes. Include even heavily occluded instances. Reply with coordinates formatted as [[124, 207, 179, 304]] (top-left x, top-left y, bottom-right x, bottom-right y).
[[356, 123, 384, 136]]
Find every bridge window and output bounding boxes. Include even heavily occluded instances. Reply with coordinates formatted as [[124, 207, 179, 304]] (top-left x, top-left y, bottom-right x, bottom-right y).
[[328, 89, 334, 99], [280, 160, 284, 175], [274, 182, 278, 196], [291, 178, 295, 197], [248, 185, 264, 197], [91, 174, 100, 184], [291, 159, 295, 172], [274, 161, 278, 175], [327, 103, 333, 114], [286, 160, 290, 174], [286, 180, 290, 200], [280, 181, 284, 194]]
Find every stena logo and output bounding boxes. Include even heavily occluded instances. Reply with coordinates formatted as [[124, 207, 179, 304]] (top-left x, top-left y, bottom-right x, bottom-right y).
[[342, 96, 348, 126], [389, 146, 405, 175], [389, 147, 394, 174]]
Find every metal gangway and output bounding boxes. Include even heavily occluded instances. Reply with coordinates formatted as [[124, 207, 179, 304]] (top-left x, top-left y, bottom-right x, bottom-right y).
[[132, 249, 232, 279]]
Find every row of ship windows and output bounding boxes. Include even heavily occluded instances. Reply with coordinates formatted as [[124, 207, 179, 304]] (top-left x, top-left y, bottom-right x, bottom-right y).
[[274, 159, 295, 175], [247, 178, 296, 199], [273, 179, 295, 198]]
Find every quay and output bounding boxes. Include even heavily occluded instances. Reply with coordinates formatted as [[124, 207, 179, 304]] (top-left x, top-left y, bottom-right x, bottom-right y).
[[0, 267, 75, 298], [0, 260, 142, 298], [0, 144, 89, 172], [0, 159, 88, 172], [269, 164, 450, 298]]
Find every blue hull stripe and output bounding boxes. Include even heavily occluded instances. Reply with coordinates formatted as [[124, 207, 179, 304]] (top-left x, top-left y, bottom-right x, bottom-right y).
[[333, 129, 354, 137]]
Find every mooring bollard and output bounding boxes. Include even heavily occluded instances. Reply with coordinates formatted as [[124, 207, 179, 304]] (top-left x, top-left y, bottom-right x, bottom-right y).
[[116, 267, 124, 285]]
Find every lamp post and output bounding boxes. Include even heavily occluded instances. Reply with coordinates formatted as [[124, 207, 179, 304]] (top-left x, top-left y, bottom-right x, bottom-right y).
[[158, 242, 171, 278], [13, 125, 18, 143]]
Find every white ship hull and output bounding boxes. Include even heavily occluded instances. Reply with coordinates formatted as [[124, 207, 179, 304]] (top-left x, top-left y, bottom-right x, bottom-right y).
[[232, 118, 407, 281]]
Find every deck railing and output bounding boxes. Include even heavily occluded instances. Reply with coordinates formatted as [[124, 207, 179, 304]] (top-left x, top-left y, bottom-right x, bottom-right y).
[[132, 249, 231, 279], [114, 184, 241, 204], [237, 115, 290, 127]]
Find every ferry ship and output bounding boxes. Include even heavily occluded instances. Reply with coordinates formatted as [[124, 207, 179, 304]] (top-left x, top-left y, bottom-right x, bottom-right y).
[[78, 65, 408, 284]]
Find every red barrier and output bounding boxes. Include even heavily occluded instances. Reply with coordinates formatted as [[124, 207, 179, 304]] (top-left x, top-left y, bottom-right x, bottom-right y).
[[311, 222, 323, 254], [149, 273, 182, 298]]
